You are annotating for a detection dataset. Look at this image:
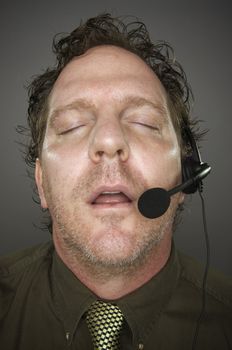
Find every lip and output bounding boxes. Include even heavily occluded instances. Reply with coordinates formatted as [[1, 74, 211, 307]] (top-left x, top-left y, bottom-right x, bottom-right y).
[[87, 184, 136, 205]]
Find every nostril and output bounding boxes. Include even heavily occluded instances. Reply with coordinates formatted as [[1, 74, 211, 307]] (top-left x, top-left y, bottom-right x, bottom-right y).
[[97, 150, 104, 157]]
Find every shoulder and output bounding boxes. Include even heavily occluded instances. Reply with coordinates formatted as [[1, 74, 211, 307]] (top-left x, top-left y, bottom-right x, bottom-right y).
[[0, 241, 54, 279], [177, 250, 232, 310], [0, 241, 55, 326]]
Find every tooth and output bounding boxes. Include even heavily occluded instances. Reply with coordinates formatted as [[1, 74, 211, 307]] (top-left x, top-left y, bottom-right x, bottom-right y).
[[102, 191, 121, 194]]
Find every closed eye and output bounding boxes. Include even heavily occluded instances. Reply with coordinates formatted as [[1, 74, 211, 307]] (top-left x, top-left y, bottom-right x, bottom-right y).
[[132, 122, 160, 131], [59, 124, 85, 135]]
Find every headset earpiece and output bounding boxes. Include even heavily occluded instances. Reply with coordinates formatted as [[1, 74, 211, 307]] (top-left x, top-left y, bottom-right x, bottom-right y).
[[182, 157, 202, 193], [181, 126, 211, 194]]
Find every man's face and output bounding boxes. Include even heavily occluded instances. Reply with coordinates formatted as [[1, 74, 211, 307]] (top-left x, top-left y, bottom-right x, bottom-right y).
[[36, 45, 184, 270]]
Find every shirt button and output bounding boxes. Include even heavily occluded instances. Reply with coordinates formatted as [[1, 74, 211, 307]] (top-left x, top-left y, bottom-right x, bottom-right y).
[[138, 344, 144, 349]]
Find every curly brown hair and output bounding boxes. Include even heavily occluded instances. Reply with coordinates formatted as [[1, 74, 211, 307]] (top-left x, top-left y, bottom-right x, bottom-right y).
[[19, 13, 203, 231]]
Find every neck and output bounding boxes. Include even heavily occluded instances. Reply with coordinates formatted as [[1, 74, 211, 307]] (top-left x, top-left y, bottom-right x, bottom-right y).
[[54, 233, 172, 300]]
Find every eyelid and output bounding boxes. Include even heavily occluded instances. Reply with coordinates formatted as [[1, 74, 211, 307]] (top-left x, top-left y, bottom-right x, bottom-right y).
[[132, 121, 160, 130], [132, 122, 160, 132], [50, 109, 93, 133], [58, 124, 85, 135], [124, 110, 163, 126]]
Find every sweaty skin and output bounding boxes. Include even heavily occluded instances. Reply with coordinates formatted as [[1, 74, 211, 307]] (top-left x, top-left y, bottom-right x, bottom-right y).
[[35, 45, 184, 299]]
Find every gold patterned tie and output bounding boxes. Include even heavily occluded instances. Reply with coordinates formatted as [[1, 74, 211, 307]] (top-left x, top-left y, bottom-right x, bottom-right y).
[[86, 300, 123, 350]]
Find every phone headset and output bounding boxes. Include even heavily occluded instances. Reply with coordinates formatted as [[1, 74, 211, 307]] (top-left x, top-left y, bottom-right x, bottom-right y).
[[138, 124, 211, 218], [181, 125, 211, 194], [138, 123, 211, 350]]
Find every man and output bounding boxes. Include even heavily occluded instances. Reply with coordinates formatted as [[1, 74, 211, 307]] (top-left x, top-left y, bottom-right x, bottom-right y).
[[0, 13, 231, 350]]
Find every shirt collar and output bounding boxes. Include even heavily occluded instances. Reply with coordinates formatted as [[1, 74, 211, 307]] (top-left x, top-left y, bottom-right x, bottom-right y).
[[117, 244, 180, 346], [51, 250, 96, 344], [50, 243, 180, 346]]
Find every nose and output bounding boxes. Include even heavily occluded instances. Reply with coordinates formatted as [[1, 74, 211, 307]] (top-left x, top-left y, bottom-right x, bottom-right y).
[[88, 116, 130, 163]]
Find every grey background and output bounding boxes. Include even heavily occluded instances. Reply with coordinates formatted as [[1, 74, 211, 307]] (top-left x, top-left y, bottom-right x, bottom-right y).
[[1, 0, 231, 277]]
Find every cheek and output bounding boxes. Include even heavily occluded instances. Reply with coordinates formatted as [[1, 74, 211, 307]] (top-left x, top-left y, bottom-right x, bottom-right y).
[[44, 134, 89, 165], [130, 139, 182, 188], [41, 143, 89, 192]]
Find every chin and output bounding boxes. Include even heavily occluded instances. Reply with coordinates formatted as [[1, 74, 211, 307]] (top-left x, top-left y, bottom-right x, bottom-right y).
[[85, 230, 152, 270]]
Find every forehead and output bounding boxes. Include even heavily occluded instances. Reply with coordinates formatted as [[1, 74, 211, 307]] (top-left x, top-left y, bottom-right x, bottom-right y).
[[49, 45, 168, 111]]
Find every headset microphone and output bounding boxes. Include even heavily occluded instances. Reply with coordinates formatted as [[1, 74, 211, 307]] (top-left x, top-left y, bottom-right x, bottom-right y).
[[138, 162, 211, 219]]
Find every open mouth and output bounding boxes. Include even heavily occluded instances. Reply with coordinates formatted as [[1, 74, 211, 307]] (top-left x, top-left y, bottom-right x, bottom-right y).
[[89, 185, 134, 208], [92, 191, 132, 205]]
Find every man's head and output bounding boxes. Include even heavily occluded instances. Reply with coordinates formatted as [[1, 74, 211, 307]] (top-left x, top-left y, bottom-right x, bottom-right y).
[[23, 13, 200, 273], [26, 13, 196, 167]]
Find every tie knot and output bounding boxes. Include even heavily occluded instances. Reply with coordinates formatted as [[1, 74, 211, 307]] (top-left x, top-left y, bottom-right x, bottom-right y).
[[86, 300, 123, 350]]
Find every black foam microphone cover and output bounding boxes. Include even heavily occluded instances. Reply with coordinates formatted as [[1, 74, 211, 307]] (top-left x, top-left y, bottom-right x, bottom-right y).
[[138, 188, 171, 219]]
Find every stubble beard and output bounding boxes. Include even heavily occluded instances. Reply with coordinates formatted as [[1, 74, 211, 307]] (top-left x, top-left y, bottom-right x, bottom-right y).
[[43, 162, 178, 277], [54, 211, 174, 277]]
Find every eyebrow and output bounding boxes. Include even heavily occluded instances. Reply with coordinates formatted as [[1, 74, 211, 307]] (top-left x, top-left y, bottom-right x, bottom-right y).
[[48, 99, 96, 128], [120, 95, 169, 117], [48, 95, 168, 128]]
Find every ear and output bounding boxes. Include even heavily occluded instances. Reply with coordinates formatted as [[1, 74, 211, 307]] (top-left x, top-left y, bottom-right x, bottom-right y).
[[35, 158, 48, 209], [179, 191, 185, 205]]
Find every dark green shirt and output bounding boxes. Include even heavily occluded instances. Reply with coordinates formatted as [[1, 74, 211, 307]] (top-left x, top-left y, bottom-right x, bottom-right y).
[[0, 241, 231, 350]]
